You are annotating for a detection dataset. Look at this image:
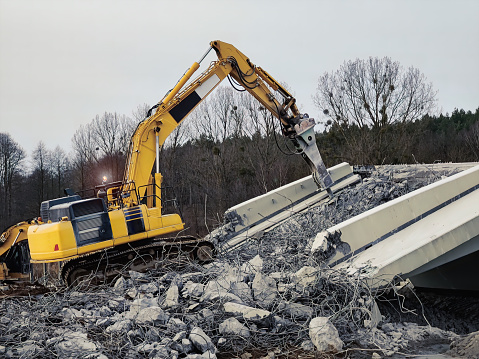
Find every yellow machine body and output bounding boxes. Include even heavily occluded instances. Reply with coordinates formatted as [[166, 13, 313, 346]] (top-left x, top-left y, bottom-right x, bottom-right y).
[[28, 203, 183, 263]]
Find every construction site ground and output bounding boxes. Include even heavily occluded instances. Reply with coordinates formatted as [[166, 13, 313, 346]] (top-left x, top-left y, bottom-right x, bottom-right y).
[[0, 162, 478, 358]]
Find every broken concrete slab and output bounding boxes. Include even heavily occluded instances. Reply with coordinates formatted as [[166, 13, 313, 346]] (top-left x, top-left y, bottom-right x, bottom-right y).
[[313, 164, 479, 291], [210, 162, 360, 252]]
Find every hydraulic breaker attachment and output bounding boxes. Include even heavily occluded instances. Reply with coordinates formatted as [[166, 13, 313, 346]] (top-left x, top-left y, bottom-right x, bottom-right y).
[[294, 116, 333, 196]]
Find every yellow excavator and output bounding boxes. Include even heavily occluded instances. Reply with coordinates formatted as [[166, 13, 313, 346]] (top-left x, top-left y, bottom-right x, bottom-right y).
[[0, 40, 333, 285]]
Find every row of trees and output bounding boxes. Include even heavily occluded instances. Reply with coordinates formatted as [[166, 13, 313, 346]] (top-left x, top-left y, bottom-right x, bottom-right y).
[[1, 56, 478, 235]]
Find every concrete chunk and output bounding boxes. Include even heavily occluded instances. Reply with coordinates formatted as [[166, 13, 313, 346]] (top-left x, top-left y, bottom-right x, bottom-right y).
[[309, 317, 343, 353], [252, 272, 277, 307], [189, 327, 215, 353], [218, 317, 251, 338], [223, 302, 273, 326]]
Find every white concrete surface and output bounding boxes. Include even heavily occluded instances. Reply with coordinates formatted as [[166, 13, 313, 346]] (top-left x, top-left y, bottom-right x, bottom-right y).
[[312, 164, 479, 290], [217, 162, 360, 251]]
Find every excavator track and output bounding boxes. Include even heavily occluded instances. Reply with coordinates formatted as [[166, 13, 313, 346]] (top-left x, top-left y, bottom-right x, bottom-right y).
[[61, 236, 215, 286]]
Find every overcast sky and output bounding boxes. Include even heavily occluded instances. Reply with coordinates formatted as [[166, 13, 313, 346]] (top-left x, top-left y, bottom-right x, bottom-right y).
[[1, 0, 478, 157]]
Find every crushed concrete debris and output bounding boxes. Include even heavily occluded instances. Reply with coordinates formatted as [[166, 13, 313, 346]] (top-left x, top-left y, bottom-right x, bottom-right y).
[[0, 163, 477, 358]]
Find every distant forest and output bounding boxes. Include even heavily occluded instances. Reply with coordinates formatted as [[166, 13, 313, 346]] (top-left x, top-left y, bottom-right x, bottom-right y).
[[1, 89, 477, 235]]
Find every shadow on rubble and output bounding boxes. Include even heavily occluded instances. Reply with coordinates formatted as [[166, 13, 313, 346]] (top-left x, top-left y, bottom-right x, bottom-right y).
[[377, 286, 479, 335]]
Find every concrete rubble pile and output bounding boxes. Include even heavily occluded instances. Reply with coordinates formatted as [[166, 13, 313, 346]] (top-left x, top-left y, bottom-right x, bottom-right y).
[[0, 164, 476, 358]]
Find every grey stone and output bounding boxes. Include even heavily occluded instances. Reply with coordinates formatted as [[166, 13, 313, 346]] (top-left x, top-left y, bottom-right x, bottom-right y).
[[218, 317, 250, 338], [252, 272, 277, 308], [54, 331, 98, 357], [108, 296, 127, 312], [106, 319, 131, 333], [364, 300, 382, 328], [230, 281, 253, 302], [163, 284, 180, 308], [185, 350, 217, 359], [126, 287, 138, 299], [309, 317, 343, 353], [199, 308, 215, 326], [277, 302, 313, 320], [61, 307, 81, 320], [15, 340, 42, 357], [182, 281, 205, 298], [240, 254, 263, 277], [300, 340, 315, 351], [217, 338, 227, 346], [95, 318, 111, 327], [135, 306, 170, 325], [200, 278, 243, 303], [127, 329, 142, 339], [189, 327, 215, 353], [161, 272, 184, 290], [99, 305, 112, 317], [139, 282, 159, 294], [136, 342, 170, 358], [127, 297, 160, 317], [223, 302, 273, 327], [113, 276, 129, 292]]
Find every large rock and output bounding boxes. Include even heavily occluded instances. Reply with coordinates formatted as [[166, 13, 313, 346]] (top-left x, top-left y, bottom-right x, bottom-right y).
[[223, 302, 273, 327], [54, 331, 98, 357], [218, 317, 250, 338], [127, 297, 160, 317], [309, 317, 343, 353], [189, 327, 216, 353], [200, 279, 243, 304], [252, 272, 277, 308], [163, 284, 180, 308], [230, 281, 253, 303], [135, 306, 170, 326]]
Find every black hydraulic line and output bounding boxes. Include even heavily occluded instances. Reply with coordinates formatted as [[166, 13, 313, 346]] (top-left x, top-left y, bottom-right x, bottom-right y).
[[227, 75, 246, 92]]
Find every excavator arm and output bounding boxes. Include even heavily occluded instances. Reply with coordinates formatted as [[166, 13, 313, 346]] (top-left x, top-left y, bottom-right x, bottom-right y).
[[122, 40, 333, 207]]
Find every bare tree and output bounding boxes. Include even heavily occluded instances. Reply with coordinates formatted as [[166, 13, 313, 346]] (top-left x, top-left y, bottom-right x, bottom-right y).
[[71, 124, 98, 190], [314, 57, 437, 163], [0, 133, 25, 224], [87, 112, 136, 182], [31, 141, 50, 204], [50, 146, 70, 197]]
